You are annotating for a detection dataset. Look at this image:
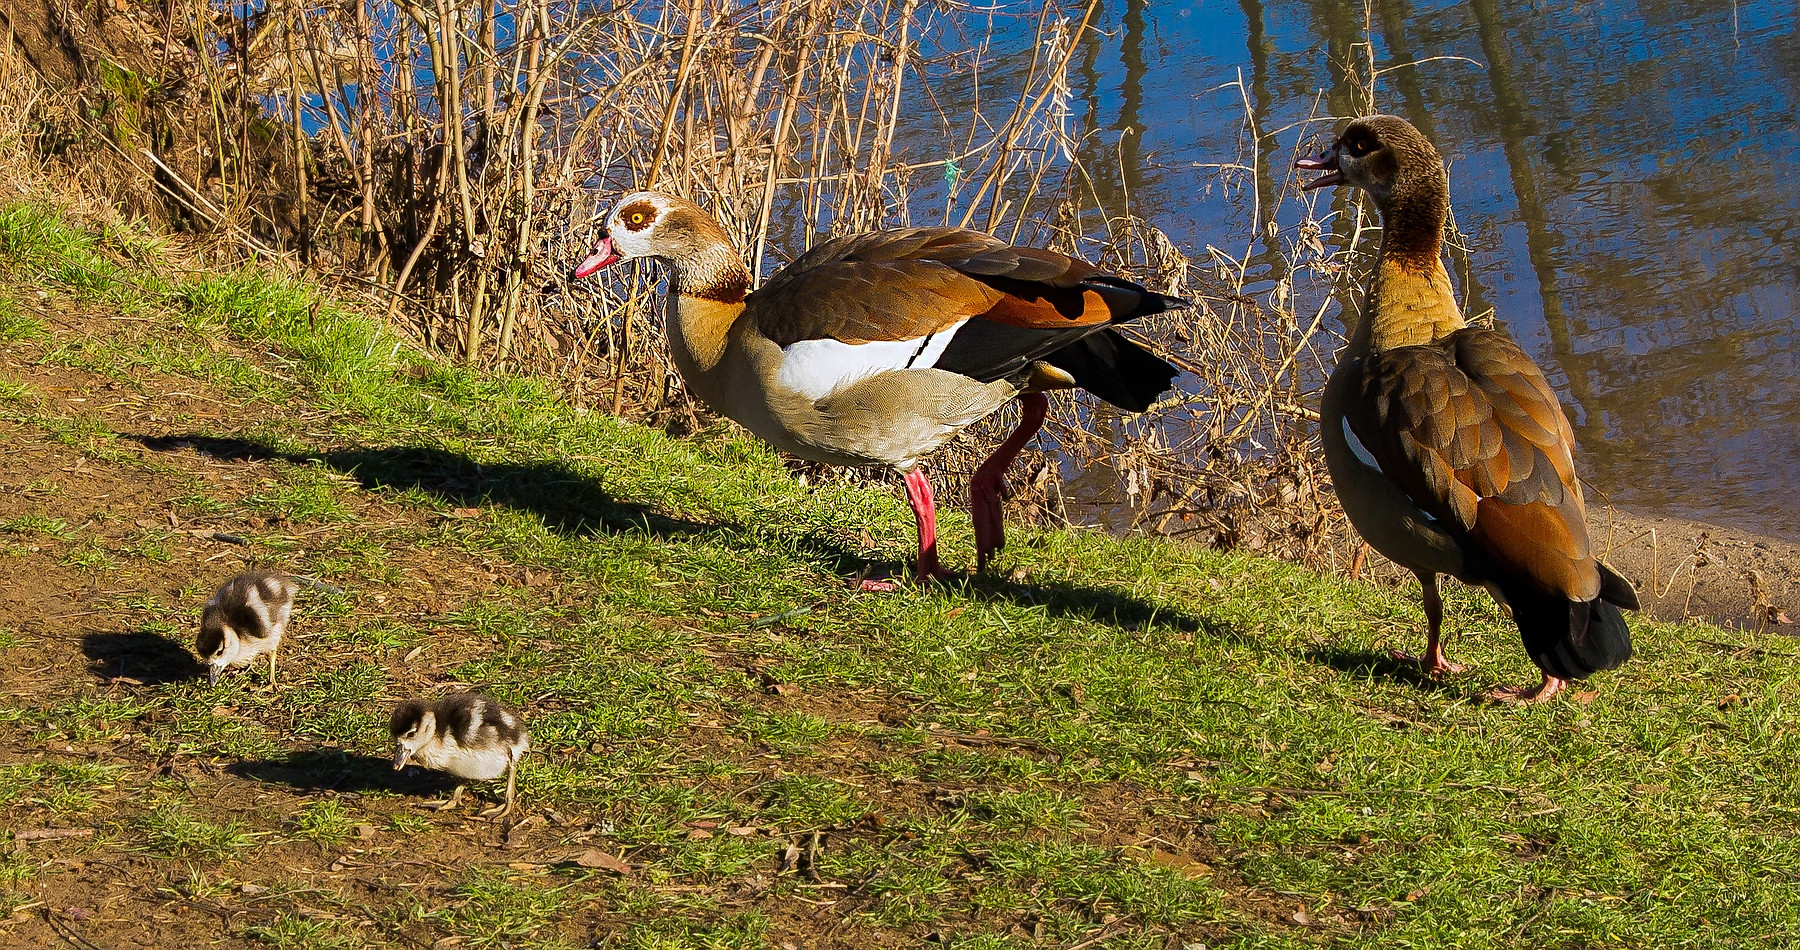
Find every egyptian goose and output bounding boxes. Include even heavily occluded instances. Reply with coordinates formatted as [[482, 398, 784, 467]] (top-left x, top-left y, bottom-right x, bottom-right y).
[[571, 191, 1186, 587], [197, 571, 299, 686], [1297, 115, 1638, 703], [390, 692, 530, 818]]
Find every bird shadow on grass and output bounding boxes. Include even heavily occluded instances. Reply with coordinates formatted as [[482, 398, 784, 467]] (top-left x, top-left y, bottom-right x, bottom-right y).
[[1302, 645, 1470, 694], [131, 435, 716, 541], [131, 433, 1226, 639], [228, 749, 459, 797], [81, 630, 203, 685], [955, 574, 1242, 644]]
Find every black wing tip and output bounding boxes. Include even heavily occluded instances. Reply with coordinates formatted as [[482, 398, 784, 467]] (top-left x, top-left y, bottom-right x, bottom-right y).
[[1039, 331, 1178, 413], [1084, 274, 1196, 313]]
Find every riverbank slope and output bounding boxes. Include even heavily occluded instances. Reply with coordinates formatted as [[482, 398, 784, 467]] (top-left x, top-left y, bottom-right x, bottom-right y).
[[0, 203, 1795, 948]]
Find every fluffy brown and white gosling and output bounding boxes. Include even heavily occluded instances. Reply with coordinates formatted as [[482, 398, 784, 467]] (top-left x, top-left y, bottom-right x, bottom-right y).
[[1296, 115, 1638, 703], [196, 571, 301, 687], [390, 692, 530, 819]]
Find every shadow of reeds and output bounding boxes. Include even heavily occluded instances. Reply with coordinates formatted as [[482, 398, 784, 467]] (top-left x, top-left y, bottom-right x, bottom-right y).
[[133, 432, 1232, 641]]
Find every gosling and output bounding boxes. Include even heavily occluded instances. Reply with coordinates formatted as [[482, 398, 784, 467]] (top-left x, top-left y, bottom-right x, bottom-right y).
[[390, 692, 530, 819], [196, 571, 302, 687]]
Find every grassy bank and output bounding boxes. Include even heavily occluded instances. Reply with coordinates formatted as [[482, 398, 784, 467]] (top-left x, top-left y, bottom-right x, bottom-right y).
[[0, 201, 1796, 949]]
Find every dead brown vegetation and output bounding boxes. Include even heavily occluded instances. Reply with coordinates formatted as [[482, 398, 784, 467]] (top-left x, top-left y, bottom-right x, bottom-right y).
[[0, 0, 1362, 569]]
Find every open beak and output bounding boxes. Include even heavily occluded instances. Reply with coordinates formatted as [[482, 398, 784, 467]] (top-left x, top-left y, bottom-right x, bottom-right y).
[[572, 236, 620, 279], [392, 747, 411, 771], [1296, 146, 1344, 191]]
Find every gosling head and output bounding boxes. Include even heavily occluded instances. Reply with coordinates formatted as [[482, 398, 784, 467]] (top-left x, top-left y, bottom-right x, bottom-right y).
[[194, 617, 240, 687], [389, 698, 437, 771]]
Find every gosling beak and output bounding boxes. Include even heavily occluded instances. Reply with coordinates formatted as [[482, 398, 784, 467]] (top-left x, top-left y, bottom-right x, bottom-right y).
[[393, 748, 411, 771], [208, 665, 222, 686], [1296, 145, 1344, 191], [572, 235, 621, 279]]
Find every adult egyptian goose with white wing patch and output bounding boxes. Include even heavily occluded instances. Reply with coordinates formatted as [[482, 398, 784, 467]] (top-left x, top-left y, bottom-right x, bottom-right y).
[[572, 191, 1187, 587], [1297, 115, 1638, 703]]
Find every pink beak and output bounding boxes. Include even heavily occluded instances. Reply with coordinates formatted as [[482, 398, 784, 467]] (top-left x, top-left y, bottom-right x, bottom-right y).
[[1296, 146, 1344, 191], [572, 236, 621, 279]]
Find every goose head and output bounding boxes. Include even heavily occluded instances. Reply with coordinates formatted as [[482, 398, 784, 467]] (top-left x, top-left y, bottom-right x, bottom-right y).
[[572, 191, 725, 278], [1296, 114, 1445, 209]]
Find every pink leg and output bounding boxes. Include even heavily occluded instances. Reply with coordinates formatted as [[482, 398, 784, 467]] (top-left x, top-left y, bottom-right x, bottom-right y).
[[970, 393, 1049, 572], [1391, 573, 1467, 676], [860, 467, 955, 592]]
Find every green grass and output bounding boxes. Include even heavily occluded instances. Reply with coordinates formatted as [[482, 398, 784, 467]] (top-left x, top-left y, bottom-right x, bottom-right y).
[[135, 802, 257, 858], [1, 514, 68, 537], [426, 868, 587, 949], [0, 199, 1794, 948], [288, 800, 355, 847], [0, 296, 45, 341], [245, 913, 367, 950], [0, 761, 122, 813]]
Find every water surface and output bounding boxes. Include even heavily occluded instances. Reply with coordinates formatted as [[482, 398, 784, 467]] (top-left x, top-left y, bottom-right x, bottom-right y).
[[934, 0, 1799, 538]]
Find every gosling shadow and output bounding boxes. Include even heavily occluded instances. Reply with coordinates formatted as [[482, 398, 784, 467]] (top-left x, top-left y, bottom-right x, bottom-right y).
[[229, 749, 459, 797], [80, 630, 202, 684]]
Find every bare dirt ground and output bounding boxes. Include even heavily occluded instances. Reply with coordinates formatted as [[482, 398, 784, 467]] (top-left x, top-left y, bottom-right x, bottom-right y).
[[1590, 507, 1798, 634]]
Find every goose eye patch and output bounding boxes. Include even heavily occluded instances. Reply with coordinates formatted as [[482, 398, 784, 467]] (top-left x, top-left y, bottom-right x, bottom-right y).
[[619, 201, 657, 231]]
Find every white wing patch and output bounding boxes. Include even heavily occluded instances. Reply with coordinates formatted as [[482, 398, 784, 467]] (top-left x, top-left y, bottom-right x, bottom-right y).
[[774, 319, 970, 401], [1342, 415, 1383, 471], [1343, 415, 1439, 524]]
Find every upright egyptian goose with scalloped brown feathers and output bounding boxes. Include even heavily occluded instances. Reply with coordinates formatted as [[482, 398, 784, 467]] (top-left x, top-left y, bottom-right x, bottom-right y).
[[1297, 115, 1637, 703], [571, 192, 1185, 587]]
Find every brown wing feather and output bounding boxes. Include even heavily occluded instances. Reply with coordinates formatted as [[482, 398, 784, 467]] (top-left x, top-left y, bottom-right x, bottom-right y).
[[1351, 326, 1598, 600], [748, 227, 1130, 347]]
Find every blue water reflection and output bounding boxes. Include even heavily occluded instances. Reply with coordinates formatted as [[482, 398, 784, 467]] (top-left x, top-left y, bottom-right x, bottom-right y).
[[939, 0, 1798, 536]]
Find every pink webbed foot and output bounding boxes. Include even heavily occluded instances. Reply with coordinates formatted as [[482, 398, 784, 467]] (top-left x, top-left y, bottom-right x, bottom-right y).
[[1486, 674, 1567, 705], [970, 472, 1008, 573], [857, 563, 954, 593]]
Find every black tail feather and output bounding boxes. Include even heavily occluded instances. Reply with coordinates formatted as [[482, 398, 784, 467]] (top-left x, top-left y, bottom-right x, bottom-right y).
[[1041, 330, 1179, 413], [1505, 581, 1635, 681], [1598, 562, 1640, 610]]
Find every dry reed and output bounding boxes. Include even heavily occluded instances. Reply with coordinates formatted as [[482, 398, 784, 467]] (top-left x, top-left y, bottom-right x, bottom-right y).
[[2, 0, 1473, 573]]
